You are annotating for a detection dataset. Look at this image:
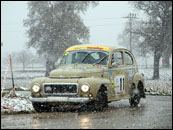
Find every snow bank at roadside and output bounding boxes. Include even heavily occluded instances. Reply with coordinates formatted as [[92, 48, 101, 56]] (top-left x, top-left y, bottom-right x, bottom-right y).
[[1, 96, 34, 114], [139, 67, 172, 96]]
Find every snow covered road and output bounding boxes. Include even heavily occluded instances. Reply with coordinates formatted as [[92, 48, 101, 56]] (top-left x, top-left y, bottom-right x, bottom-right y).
[[1, 96, 172, 129]]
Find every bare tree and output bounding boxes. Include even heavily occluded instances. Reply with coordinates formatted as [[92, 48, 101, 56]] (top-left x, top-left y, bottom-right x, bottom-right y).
[[130, 1, 172, 79]]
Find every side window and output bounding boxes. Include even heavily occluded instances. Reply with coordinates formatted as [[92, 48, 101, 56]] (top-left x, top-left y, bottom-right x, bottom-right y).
[[112, 51, 123, 65], [125, 52, 133, 65]]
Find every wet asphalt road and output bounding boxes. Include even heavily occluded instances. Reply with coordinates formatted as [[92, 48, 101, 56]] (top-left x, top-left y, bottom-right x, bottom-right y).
[[1, 96, 172, 129]]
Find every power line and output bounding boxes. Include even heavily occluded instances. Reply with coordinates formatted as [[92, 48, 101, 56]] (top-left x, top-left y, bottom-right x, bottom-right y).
[[84, 17, 126, 21]]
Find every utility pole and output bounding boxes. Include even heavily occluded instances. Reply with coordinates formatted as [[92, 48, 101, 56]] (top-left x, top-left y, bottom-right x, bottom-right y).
[[123, 13, 138, 52]]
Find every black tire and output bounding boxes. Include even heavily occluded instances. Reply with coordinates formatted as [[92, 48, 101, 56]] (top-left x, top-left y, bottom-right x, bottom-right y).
[[138, 82, 146, 98], [94, 88, 108, 111], [129, 86, 141, 107], [32, 102, 52, 112]]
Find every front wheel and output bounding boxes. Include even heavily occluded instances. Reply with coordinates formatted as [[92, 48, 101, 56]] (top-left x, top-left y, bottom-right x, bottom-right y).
[[32, 102, 52, 112], [94, 88, 108, 111]]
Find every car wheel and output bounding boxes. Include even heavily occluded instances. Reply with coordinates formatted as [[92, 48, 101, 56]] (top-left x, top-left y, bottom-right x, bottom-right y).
[[32, 102, 52, 112], [129, 88, 141, 107], [94, 88, 108, 111], [138, 82, 146, 98]]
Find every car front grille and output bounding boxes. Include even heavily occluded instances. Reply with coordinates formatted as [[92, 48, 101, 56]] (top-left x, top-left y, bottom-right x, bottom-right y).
[[43, 83, 78, 96]]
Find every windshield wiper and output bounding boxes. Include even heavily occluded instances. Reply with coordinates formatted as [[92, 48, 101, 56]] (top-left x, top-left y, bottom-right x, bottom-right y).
[[93, 55, 108, 65], [79, 52, 95, 63]]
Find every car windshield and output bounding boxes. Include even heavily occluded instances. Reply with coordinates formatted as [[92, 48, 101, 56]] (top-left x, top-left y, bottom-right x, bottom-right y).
[[60, 50, 109, 65]]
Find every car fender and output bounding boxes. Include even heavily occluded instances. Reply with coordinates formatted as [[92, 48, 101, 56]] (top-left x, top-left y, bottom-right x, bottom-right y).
[[30, 77, 47, 88], [30, 77, 47, 96], [78, 77, 110, 98], [133, 72, 144, 89]]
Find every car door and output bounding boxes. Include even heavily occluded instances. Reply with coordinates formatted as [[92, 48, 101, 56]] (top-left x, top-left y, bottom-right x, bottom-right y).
[[123, 51, 138, 89], [109, 50, 128, 98]]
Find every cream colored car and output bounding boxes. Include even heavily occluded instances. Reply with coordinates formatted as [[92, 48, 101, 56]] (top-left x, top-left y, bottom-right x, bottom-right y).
[[30, 44, 146, 112]]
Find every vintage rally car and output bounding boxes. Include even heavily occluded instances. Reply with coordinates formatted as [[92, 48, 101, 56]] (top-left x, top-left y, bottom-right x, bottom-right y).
[[30, 44, 146, 112]]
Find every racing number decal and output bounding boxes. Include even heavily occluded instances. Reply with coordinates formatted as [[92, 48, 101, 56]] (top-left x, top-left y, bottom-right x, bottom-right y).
[[114, 75, 125, 95]]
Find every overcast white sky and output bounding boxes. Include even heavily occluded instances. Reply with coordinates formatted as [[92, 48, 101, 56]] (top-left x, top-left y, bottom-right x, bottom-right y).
[[1, 1, 142, 55]]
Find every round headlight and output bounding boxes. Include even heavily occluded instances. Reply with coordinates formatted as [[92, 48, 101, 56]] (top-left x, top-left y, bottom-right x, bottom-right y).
[[32, 84, 40, 93], [81, 84, 90, 93]]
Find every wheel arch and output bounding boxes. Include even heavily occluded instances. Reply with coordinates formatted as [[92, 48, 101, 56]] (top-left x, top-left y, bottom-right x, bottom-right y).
[[133, 72, 144, 89], [99, 84, 107, 91], [78, 77, 110, 99]]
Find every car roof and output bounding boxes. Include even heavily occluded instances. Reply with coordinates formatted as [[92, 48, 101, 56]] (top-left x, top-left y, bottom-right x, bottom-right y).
[[66, 44, 127, 52]]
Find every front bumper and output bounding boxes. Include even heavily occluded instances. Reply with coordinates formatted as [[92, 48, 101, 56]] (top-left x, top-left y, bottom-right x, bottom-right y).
[[29, 97, 90, 103]]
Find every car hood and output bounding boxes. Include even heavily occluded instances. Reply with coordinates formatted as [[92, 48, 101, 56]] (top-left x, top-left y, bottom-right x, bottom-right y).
[[49, 65, 106, 78]]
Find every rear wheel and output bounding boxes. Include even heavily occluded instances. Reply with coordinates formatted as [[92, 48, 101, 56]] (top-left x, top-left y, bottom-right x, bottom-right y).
[[129, 85, 141, 107], [138, 82, 146, 98]]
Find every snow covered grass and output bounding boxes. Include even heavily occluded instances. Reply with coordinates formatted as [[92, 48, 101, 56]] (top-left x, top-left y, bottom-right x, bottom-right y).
[[139, 67, 172, 81], [139, 67, 172, 96], [1, 71, 45, 90]]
